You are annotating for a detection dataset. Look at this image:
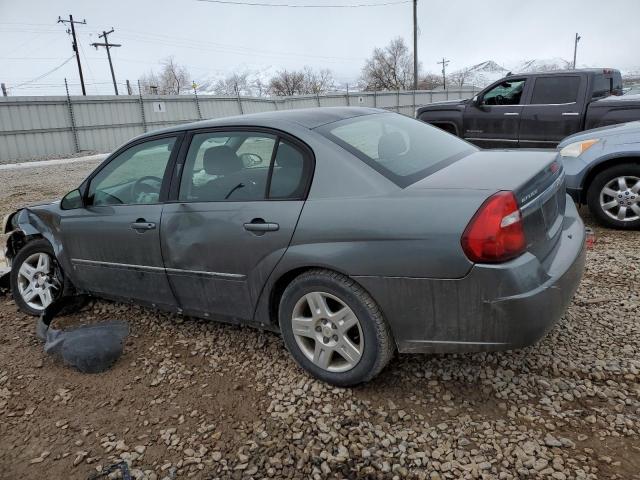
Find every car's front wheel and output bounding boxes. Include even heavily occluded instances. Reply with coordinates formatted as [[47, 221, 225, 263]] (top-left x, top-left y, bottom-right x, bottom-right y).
[[10, 239, 65, 316], [279, 269, 394, 387], [587, 164, 640, 229]]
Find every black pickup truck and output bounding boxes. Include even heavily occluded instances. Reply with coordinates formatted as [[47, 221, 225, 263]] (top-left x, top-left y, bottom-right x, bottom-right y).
[[416, 68, 640, 148]]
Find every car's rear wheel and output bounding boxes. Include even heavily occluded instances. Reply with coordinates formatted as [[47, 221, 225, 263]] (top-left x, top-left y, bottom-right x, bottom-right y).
[[587, 164, 640, 229], [10, 239, 65, 316], [279, 269, 394, 386]]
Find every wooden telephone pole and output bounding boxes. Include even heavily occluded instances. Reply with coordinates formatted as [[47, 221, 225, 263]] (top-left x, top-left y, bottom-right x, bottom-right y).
[[92, 29, 122, 95], [413, 0, 418, 91], [58, 15, 87, 96]]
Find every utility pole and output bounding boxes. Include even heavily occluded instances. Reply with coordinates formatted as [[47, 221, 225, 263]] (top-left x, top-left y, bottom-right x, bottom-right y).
[[437, 57, 450, 90], [91, 29, 122, 95], [573, 33, 581, 69], [58, 15, 87, 96], [413, 0, 418, 91]]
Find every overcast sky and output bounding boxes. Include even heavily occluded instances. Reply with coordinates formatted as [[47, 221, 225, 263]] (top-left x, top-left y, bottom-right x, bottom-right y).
[[1, 0, 639, 95]]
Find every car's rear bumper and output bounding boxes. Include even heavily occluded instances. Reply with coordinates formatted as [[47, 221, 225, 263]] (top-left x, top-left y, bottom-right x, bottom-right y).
[[354, 195, 586, 354]]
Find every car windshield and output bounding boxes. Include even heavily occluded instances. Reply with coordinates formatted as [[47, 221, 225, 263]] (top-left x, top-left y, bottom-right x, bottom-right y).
[[318, 113, 476, 187]]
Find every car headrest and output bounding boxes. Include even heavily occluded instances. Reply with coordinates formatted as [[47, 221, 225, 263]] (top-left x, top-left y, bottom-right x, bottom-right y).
[[378, 131, 407, 160], [276, 143, 302, 169], [203, 146, 242, 175]]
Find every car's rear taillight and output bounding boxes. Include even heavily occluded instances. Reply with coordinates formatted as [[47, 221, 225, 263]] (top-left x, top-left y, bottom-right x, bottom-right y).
[[461, 191, 526, 263]]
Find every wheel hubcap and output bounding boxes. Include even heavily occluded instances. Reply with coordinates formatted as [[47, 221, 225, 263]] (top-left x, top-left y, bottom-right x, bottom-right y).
[[17, 252, 59, 311], [599, 175, 640, 222], [291, 291, 364, 373]]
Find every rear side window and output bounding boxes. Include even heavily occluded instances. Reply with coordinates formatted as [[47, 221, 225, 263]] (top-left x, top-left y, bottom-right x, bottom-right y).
[[178, 131, 312, 202], [530, 76, 580, 104], [318, 113, 476, 188]]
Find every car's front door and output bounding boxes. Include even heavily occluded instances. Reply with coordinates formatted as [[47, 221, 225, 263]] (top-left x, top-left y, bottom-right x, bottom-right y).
[[61, 135, 180, 309], [463, 78, 528, 148], [160, 129, 313, 320], [518, 74, 586, 148]]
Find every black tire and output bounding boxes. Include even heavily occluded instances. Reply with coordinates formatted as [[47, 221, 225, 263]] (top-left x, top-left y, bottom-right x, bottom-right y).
[[10, 239, 69, 316], [586, 163, 640, 230], [279, 269, 394, 387]]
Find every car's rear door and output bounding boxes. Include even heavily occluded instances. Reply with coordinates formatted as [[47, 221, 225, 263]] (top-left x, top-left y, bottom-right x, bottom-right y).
[[160, 128, 313, 320], [518, 74, 587, 148], [60, 134, 180, 309]]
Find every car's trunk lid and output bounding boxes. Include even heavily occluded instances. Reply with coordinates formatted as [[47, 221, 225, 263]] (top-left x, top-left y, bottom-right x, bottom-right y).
[[408, 149, 566, 262]]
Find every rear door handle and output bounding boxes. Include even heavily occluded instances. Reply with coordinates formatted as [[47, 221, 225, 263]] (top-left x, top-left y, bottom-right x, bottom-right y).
[[243, 218, 279, 233], [130, 220, 156, 232], [561, 112, 580, 116], [503, 112, 520, 116]]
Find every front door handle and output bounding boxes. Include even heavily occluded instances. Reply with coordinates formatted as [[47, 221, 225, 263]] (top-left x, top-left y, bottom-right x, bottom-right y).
[[503, 112, 520, 116], [561, 112, 580, 116], [130, 219, 156, 232], [243, 218, 279, 234]]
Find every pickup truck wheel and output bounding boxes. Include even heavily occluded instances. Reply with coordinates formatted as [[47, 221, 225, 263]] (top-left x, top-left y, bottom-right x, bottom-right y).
[[279, 269, 395, 387], [587, 163, 640, 229]]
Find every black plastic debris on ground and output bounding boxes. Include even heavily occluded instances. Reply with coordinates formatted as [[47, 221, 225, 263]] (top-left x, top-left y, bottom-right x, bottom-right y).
[[87, 461, 131, 480], [0, 268, 10, 296], [38, 296, 129, 374]]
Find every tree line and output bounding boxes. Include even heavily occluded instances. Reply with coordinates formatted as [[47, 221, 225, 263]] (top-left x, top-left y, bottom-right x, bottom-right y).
[[138, 37, 472, 96]]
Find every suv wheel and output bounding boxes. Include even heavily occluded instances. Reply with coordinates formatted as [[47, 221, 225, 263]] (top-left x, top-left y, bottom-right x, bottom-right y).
[[279, 269, 394, 387], [587, 163, 640, 229]]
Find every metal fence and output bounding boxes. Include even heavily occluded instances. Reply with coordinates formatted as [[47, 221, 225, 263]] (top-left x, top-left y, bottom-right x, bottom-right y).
[[0, 88, 475, 161]]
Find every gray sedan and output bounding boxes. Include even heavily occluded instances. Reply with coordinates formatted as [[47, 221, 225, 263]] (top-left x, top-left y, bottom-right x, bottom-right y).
[[3, 108, 585, 386], [559, 120, 640, 229]]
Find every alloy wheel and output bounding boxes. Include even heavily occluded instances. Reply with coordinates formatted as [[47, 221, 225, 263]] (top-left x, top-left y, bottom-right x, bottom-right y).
[[291, 291, 364, 373], [599, 175, 640, 222], [16, 252, 59, 311]]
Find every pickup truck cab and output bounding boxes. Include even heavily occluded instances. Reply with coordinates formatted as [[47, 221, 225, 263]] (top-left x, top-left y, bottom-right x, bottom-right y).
[[416, 69, 640, 149]]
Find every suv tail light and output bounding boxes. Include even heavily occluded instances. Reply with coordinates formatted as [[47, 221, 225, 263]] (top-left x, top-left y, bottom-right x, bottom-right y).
[[461, 191, 526, 263]]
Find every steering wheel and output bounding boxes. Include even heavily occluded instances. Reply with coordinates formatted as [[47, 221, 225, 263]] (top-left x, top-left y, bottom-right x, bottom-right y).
[[132, 176, 163, 199], [240, 152, 263, 167], [494, 94, 504, 105]]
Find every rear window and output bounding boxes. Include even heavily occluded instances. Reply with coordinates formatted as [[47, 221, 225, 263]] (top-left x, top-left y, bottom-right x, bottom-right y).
[[530, 76, 581, 104], [317, 113, 476, 187], [593, 72, 624, 98]]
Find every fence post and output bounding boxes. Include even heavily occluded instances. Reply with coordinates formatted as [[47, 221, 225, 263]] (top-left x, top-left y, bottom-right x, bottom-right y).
[[345, 83, 350, 106], [64, 79, 80, 154], [373, 90, 377, 108], [446, 88, 449, 101], [193, 84, 202, 120], [397, 89, 400, 113], [316, 92, 321, 107], [237, 91, 244, 115], [430, 90, 433, 103], [126, 80, 132, 95], [413, 89, 416, 112], [137, 80, 147, 133]]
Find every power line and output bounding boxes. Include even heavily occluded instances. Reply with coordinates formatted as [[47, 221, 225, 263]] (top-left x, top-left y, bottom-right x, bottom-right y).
[[196, 0, 411, 7], [7, 56, 75, 90]]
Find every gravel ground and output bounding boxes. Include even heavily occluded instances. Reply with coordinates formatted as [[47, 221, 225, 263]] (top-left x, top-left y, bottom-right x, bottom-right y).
[[0, 151, 100, 166], [0, 162, 639, 480]]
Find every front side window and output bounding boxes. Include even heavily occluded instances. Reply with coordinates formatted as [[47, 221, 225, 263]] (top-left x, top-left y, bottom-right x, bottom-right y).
[[482, 79, 526, 106], [88, 137, 175, 206], [319, 113, 476, 187], [530, 76, 580, 104], [179, 131, 312, 202]]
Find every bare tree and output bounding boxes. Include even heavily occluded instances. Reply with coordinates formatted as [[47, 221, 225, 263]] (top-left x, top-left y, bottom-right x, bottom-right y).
[[448, 67, 473, 88], [139, 57, 191, 95], [268, 69, 306, 96], [212, 71, 251, 96], [418, 72, 443, 90], [303, 67, 335, 94], [360, 37, 416, 91]]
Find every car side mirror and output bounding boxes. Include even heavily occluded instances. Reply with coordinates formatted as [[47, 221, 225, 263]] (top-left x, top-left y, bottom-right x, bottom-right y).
[[472, 95, 481, 106], [60, 189, 84, 210]]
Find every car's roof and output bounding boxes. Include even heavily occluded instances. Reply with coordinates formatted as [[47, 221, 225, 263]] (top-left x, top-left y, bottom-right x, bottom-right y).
[[145, 107, 384, 138]]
